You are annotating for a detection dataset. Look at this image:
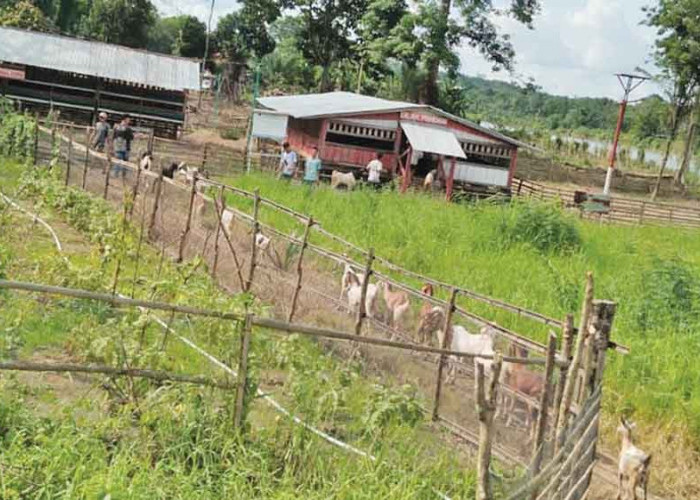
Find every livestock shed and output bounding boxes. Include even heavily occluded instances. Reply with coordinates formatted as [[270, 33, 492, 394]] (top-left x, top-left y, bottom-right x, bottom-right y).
[[0, 27, 200, 138], [253, 91, 526, 197]]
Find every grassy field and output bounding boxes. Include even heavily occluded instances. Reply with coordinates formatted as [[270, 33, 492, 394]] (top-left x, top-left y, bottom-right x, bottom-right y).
[[0, 160, 481, 499], [217, 172, 700, 490]]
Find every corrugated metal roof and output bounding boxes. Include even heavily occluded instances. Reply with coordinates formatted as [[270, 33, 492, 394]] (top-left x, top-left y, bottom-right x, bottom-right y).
[[258, 91, 527, 149], [258, 92, 425, 119], [401, 122, 466, 159], [0, 27, 200, 91]]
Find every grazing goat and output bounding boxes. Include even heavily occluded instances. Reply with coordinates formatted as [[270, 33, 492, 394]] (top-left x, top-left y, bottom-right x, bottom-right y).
[[344, 268, 377, 319], [617, 417, 652, 500], [417, 305, 442, 346], [331, 170, 356, 190], [423, 169, 438, 191], [437, 324, 495, 384], [498, 344, 544, 436], [379, 281, 410, 329], [255, 232, 271, 251], [339, 264, 366, 303], [417, 284, 435, 344], [162, 162, 179, 179]]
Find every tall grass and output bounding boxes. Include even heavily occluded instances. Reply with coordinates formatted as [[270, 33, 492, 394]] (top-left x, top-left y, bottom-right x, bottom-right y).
[[222, 173, 700, 443]]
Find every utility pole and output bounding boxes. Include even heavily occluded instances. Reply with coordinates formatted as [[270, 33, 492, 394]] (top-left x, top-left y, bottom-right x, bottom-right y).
[[603, 73, 649, 195], [245, 64, 261, 174], [197, 0, 216, 110]]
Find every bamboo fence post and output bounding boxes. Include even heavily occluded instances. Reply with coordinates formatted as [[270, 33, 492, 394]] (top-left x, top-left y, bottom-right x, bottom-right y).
[[103, 149, 112, 199], [148, 170, 164, 239], [476, 355, 502, 500], [590, 300, 617, 391], [556, 272, 593, 452], [234, 313, 253, 430], [82, 128, 90, 189], [551, 314, 574, 441], [177, 174, 198, 263], [64, 128, 73, 186], [354, 248, 375, 336], [288, 216, 313, 323], [33, 116, 39, 166], [131, 202, 148, 299], [129, 158, 143, 218], [214, 193, 246, 290], [245, 189, 261, 292], [212, 185, 225, 277], [201, 143, 209, 170], [529, 331, 558, 490], [432, 288, 458, 421], [50, 123, 57, 162]]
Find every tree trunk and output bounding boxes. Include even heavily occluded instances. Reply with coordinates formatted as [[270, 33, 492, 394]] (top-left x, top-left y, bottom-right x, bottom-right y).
[[422, 0, 452, 105], [652, 103, 681, 200], [675, 93, 699, 187]]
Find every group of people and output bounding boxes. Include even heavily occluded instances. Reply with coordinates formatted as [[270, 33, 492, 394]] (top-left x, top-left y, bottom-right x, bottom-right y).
[[90, 111, 135, 177], [278, 141, 384, 188]]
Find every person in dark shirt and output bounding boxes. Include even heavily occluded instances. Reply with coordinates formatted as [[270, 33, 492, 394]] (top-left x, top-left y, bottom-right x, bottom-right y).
[[112, 115, 134, 177]]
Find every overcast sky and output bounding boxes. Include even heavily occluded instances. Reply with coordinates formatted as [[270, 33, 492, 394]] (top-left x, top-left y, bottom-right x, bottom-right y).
[[153, 0, 661, 100]]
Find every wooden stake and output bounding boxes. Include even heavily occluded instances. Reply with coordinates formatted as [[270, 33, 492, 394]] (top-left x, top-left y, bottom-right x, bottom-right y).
[[177, 175, 198, 263], [33, 116, 39, 166], [556, 272, 593, 451], [476, 355, 502, 500], [148, 171, 164, 239], [551, 313, 574, 441], [82, 128, 90, 189], [201, 142, 209, 170], [288, 216, 313, 323], [212, 185, 225, 277], [529, 332, 558, 489], [129, 158, 143, 218], [354, 247, 375, 336], [213, 194, 246, 290], [103, 150, 112, 199], [131, 202, 148, 299], [245, 189, 261, 292], [234, 314, 253, 430], [64, 128, 73, 186], [589, 300, 617, 391], [432, 288, 458, 421]]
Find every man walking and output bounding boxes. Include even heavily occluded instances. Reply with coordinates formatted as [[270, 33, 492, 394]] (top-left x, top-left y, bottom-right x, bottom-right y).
[[91, 112, 110, 152], [303, 147, 322, 186], [112, 115, 134, 178], [366, 152, 383, 189], [279, 142, 298, 180]]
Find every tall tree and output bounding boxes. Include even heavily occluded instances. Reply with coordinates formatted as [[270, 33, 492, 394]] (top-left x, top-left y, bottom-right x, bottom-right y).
[[0, 0, 54, 31], [645, 0, 700, 192], [86, 0, 156, 48], [148, 16, 206, 57], [414, 0, 540, 105]]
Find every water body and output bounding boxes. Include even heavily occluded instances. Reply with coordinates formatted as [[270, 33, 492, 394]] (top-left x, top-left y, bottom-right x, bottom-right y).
[[553, 136, 699, 173]]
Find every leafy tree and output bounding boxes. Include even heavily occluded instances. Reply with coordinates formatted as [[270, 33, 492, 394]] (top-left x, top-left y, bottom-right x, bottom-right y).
[[410, 0, 541, 105], [0, 0, 55, 31], [645, 0, 700, 191], [86, 0, 156, 48], [148, 15, 206, 57], [261, 16, 315, 91], [629, 95, 669, 141], [215, 0, 282, 63]]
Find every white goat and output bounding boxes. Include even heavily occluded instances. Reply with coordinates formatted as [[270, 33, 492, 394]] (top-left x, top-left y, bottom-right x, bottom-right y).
[[344, 268, 377, 319], [617, 417, 652, 500], [255, 232, 271, 251], [339, 264, 366, 303], [331, 170, 356, 190], [139, 153, 153, 171], [438, 325, 495, 384]]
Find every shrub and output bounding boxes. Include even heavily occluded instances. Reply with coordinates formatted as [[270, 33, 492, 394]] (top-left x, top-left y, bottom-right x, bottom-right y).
[[498, 201, 581, 254], [220, 127, 245, 141]]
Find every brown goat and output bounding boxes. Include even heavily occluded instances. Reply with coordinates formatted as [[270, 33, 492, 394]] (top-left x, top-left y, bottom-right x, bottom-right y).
[[498, 344, 544, 436]]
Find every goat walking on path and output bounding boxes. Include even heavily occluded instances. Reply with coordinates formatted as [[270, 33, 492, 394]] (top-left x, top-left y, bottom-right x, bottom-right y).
[[380, 281, 410, 329], [617, 417, 652, 500]]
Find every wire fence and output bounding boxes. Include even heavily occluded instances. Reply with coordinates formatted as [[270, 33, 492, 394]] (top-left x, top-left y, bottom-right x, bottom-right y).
[[26, 121, 623, 500]]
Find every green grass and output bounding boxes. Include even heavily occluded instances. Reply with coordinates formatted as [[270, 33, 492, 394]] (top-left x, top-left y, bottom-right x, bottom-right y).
[[219, 172, 700, 443], [0, 160, 483, 499]]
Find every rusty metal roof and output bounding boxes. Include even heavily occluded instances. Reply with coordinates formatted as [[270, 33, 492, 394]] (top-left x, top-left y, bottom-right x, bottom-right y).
[[0, 27, 200, 91]]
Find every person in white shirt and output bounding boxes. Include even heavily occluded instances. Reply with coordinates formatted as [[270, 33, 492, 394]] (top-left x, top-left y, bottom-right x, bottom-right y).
[[279, 142, 298, 180], [366, 152, 384, 189]]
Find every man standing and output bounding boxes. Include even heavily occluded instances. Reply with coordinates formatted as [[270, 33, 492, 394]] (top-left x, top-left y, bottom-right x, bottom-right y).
[[279, 142, 298, 180], [366, 152, 384, 189], [91, 112, 110, 152], [112, 115, 134, 178], [303, 147, 322, 186]]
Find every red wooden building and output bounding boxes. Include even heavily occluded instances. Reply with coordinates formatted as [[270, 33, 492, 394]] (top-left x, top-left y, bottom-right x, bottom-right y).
[[252, 92, 526, 198]]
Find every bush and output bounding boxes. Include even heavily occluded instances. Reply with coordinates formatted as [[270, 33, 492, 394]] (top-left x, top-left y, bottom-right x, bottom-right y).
[[220, 127, 245, 141], [498, 202, 581, 254]]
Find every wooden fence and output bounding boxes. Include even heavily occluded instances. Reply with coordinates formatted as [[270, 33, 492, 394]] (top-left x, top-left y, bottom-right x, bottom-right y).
[[515, 177, 700, 229], [25, 121, 625, 499]]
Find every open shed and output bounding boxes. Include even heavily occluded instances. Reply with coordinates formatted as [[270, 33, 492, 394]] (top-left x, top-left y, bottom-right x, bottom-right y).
[[0, 27, 200, 138], [253, 91, 525, 198]]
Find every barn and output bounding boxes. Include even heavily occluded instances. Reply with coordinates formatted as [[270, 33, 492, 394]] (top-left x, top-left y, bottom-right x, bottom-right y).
[[0, 27, 200, 138], [252, 91, 526, 197]]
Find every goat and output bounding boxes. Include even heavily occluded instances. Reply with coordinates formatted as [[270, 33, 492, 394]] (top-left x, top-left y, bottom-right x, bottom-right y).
[[379, 281, 410, 329], [437, 324, 495, 384], [423, 169, 438, 191], [139, 152, 153, 171], [498, 344, 544, 436], [417, 284, 435, 344], [617, 417, 652, 500], [344, 268, 377, 320], [339, 264, 366, 304], [331, 170, 356, 190], [255, 232, 271, 251], [162, 162, 179, 179]]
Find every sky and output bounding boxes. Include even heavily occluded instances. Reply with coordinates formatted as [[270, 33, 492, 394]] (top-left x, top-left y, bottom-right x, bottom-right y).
[[152, 0, 662, 100]]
